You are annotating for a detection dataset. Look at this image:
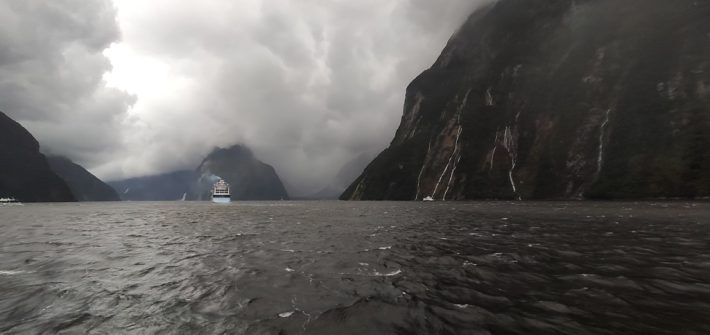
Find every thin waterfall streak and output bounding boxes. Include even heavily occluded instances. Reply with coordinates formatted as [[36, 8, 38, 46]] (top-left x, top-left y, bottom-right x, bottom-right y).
[[443, 154, 462, 201], [415, 138, 432, 200], [508, 159, 517, 194], [490, 129, 500, 171], [432, 126, 462, 198], [486, 87, 494, 106], [503, 126, 518, 196], [596, 109, 611, 177], [430, 90, 469, 199]]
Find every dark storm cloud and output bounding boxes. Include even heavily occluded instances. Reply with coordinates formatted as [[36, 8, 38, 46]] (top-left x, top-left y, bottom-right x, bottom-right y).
[[1, 0, 489, 194], [104, 0, 490, 194], [0, 0, 135, 167]]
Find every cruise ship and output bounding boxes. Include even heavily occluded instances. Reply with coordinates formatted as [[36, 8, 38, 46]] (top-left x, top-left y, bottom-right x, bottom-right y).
[[212, 179, 231, 203]]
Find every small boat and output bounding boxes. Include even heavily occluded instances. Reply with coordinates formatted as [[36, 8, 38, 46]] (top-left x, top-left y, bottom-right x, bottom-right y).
[[211, 179, 231, 203], [0, 197, 20, 205]]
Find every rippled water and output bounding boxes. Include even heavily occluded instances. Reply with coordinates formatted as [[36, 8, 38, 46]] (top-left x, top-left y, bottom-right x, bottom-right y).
[[1, 201, 709, 334]]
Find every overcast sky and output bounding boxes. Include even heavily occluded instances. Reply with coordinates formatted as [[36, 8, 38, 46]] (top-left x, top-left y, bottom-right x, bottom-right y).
[[0, 0, 487, 194]]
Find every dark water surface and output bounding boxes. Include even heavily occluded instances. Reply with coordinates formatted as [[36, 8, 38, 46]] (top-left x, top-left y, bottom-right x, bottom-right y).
[[1, 201, 709, 334]]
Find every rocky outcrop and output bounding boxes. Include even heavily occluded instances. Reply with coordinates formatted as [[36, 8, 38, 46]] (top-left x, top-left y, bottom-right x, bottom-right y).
[[0, 112, 75, 202], [192, 145, 289, 201], [343, 0, 710, 200], [47, 156, 120, 201]]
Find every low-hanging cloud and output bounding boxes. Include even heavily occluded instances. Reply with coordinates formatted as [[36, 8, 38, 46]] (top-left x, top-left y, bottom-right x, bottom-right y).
[[0, 0, 135, 168], [2, 0, 489, 194]]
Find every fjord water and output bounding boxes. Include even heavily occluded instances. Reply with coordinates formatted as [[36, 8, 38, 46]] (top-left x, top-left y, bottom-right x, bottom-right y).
[[1, 202, 709, 334]]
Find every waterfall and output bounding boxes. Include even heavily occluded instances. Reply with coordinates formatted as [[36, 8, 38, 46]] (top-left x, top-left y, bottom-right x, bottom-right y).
[[502, 126, 518, 195], [427, 90, 470, 200], [486, 87, 494, 106], [489, 129, 500, 171], [596, 109, 611, 177], [431, 125, 462, 198], [414, 138, 432, 200], [443, 154, 462, 200]]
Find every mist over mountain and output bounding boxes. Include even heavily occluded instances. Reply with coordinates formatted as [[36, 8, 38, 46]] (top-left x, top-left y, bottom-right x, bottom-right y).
[[0, 112, 75, 202], [298, 153, 373, 200], [344, 0, 710, 200], [47, 156, 120, 202]]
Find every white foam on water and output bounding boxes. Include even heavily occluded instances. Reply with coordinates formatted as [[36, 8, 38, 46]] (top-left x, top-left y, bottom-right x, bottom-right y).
[[375, 269, 402, 277], [279, 311, 295, 318], [454, 304, 469, 309], [0, 270, 27, 275], [285, 267, 295, 272], [378, 246, 392, 250]]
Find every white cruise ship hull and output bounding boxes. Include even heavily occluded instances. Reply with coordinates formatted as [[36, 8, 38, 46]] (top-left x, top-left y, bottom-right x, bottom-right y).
[[212, 197, 231, 204]]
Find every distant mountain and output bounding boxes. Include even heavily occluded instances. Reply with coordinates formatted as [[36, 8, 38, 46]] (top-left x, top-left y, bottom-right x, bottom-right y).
[[0, 111, 75, 202], [109, 145, 289, 201], [334, 153, 373, 190], [343, 0, 710, 200], [296, 185, 343, 201], [192, 145, 289, 200], [47, 156, 119, 201], [108, 170, 196, 201], [296, 153, 373, 200]]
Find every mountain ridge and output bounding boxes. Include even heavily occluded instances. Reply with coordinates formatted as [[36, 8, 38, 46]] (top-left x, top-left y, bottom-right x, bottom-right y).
[[47, 156, 120, 201], [0, 111, 76, 202]]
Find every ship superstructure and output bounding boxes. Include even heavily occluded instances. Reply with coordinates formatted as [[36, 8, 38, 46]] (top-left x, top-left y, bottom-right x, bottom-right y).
[[212, 179, 231, 203]]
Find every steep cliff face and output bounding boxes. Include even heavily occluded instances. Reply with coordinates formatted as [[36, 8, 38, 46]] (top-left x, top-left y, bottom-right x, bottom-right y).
[[0, 112, 75, 202], [192, 145, 289, 201], [343, 0, 710, 200], [47, 156, 120, 201]]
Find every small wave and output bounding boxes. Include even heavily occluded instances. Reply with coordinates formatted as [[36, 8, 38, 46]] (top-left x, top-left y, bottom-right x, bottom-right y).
[[378, 246, 392, 250], [0, 270, 28, 275], [374, 269, 402, 277], [278, 311, 294, 318]]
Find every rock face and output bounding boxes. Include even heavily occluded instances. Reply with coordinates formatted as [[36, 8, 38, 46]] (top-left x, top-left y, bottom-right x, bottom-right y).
[[0, 112, 75, 202], [192, 145, 289, 201], [108, 171, 196, 201], [343, 0, 710, 200], [47, 156, 120, 201]]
